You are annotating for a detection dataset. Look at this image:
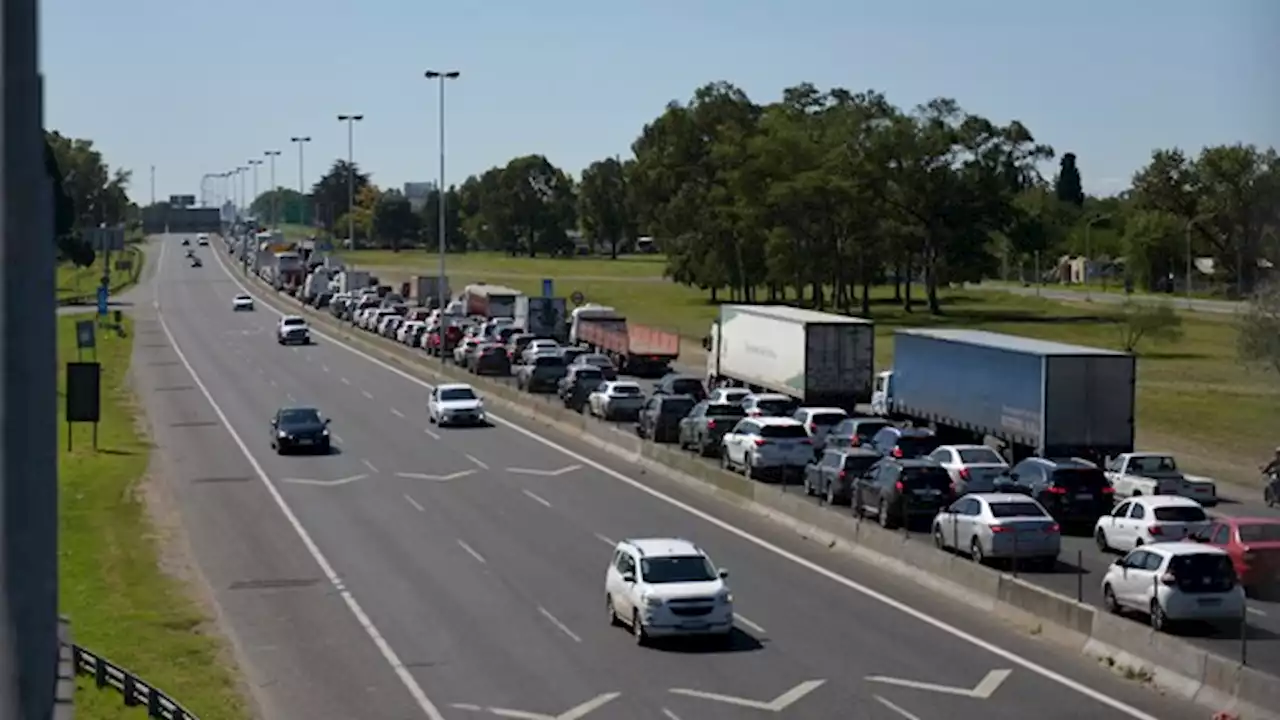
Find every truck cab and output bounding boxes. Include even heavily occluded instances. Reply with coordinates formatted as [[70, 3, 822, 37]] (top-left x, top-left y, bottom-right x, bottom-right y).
[[870, 370, 894, 416]]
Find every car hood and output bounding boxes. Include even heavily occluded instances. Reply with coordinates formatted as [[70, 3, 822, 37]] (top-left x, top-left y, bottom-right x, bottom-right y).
[[280, 422, 326, 435], [439, 400, 483, 411], [643, 580, 726, 601]]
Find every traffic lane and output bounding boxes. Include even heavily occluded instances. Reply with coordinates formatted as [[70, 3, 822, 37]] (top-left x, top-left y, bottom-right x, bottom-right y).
[[147, 247, 434, 720], [167, 262, 647, 713]]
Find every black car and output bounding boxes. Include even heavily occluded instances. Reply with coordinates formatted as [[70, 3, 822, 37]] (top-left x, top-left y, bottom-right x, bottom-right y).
[[1000, 457, 1115, 527], [571, 353, 619, 381], [824, 417, 892, 450], [270, 407, 331, 455], [516, 353, 568, 393], [469, 344, 511, 376], [560, 366, 605, 411], [853, 458, 955, 529], [653, 373, 707, 401], [804, 448, 882, 505], [677, 401, 746, 456], [636, 394, 698, 443], [870, 426, 940, 459]]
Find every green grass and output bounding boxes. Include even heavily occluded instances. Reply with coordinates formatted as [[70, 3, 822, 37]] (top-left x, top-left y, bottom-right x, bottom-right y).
[[57, 246, 144, 303], [58, 314, 249, 719], [338, 249, 668, 280]]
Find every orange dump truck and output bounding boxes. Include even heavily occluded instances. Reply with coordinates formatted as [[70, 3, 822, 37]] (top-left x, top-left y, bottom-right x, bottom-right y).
[[576, 316, 680, 377]]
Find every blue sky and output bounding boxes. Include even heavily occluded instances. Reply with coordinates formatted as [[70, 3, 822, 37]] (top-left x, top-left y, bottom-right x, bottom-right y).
[[44, 0, 1276, 204]]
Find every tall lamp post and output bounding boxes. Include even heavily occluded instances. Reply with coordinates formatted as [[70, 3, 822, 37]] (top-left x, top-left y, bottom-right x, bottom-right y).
[[337, 114, 364, 247], [237, 166, 248, 219], [264, 150, 282, 228], [425, 70, 460, 314], [247, 159, 263, 224], [291, 136, 311, 226]]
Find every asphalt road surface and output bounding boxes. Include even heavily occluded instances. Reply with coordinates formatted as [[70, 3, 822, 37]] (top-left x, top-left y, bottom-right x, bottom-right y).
[[138, 235, 1213, 720]]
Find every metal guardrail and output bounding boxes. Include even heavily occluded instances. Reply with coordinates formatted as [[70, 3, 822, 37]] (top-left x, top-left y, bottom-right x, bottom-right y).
[[71, 644, 200, 720]]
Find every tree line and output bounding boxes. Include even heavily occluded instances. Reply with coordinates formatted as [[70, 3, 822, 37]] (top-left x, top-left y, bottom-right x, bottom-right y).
[[45, 130, 135, 267]]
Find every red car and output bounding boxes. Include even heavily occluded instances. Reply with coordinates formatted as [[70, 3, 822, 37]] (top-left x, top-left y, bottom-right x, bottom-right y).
[[1204, 516, 1280, 593]]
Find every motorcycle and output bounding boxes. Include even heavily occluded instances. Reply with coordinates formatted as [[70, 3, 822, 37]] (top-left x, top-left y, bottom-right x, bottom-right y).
[[1265, 470, 1280, 508]]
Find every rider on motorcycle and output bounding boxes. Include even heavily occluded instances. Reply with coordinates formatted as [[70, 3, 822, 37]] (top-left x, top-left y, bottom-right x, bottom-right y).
[[1264, 447, 1280, 477]]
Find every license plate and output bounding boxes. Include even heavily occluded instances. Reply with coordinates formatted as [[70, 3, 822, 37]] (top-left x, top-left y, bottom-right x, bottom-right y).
[[914, 489, 941, 497], [1198, 598, 1222, 606], [1075, 494, 1093, 500], [681, 622, 708, 630], [297, 438, 312, 445]]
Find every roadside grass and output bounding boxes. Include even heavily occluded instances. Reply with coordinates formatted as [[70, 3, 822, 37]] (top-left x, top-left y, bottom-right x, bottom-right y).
[[339, 249, 667, 279], [57, 246, 144, 303], [58, 314, 249, 719]]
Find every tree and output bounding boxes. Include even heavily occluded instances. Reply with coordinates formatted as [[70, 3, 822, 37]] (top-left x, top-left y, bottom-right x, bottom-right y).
[[44, 133, 94, 266], [372, 190, 419, 251], [310, 160, 371, 234], [419, 187, 467, 252], [1238, 283, 1280, 377], [250, 188, 311, 226], [45, 130, 132, 230], [1054, 152, 1085, 207], [1113, 300, 1184, 353], [577, 157, 630, 258], [1121, 209, 1183, 291]]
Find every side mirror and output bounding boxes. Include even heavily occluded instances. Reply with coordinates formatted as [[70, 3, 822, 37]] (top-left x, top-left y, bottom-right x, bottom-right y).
[[324, 418, 331, 425], [270, 417, 277, 425], [718, 568, 729, 579], [1112, 558, 1124, 567], [621, 572, 635, 584], [700, 335, 711, 351]]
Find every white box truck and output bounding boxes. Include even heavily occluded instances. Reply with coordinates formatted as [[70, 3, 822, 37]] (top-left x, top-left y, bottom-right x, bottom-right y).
[[702, 305, 875, 410]]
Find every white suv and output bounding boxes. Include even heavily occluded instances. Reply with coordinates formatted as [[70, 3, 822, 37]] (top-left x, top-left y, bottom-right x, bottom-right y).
[[277, 316, 311, 345], [720, 416, 813, 480], [1101, 542, 1244, 631], [605, 538, 733, 646]]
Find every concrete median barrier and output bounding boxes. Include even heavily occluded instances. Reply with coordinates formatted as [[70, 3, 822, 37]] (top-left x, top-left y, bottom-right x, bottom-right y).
[[232, 261, 1278, 720]]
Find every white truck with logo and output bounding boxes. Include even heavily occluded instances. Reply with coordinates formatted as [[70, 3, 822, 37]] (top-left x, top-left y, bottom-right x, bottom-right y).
[[1104, 452, 1217, 506]]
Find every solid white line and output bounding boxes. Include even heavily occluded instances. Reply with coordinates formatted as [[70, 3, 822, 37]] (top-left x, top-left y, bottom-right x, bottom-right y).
[[874, 695, 922, 720], [522, 489, 552, 508], [321, 364, 330, 373], [341, 377, 351, 385], [594, 533, 615, 547], [734, 613, 766, 635], [390, 408, 405, 418], [285, 393, 295, 403], [661, 709, 682, 720], [424, 428, 441, 440], [332, 434, 344, 444], [456, 539, 486, 564], [208, 234, 1162, 720], [537, 606, 581, 643], [465, 454, 489, 470], [268, 378, 277, 386], [362, 458, 379, 473], [154, 255, 447, 719], [403, 494, 424, 512], [362, 390, 374, 400], [1248, 607, 1266, 617]]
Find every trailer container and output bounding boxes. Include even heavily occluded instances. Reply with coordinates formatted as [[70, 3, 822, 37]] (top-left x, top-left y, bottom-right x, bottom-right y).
[[515, 296, 568, 341], [462, 284, 521, 318]]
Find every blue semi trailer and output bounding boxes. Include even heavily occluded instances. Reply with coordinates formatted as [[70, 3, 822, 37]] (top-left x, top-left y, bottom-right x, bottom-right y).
[[869, 328, 1136, 462]]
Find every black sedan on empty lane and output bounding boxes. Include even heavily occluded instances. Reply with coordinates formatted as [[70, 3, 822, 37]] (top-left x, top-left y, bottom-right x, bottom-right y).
[[270, 407, 331, 454]]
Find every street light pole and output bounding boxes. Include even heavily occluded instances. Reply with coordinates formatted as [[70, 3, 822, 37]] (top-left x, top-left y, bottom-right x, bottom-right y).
[[425, 70, 460, 314], [150, 164, 156, 206], [264, 150, 282, 229], [291, 136, 311, 226], [237, 166, 247, 219], [247, 159, 262, 222], [337, 114, 364, 248]]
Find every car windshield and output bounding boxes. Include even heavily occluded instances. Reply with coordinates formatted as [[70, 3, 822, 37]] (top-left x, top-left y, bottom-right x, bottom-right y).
[[706, 404, 746, 418], [533, 355, 565, 368], [659, 398, 696, 415], [852, 421, 889, 439], [760, 424, 808, 439], [1130, 455, 1179, 474], [754, 398, 798, 416], [895, 435, 940, 457], [640, 555, 717, 584], [958, 447, 1004, 464], [1153, 506, 1208, 523], [668, 378, 704, 395], [963, 467, 1008, 491], [1050, 468, 1110, 491], [988, 501, 1048, 518], [581, 355, 612, 368], [1238, 523, 1280, 543], [842, 455, 879, 473], [573, 369, 604, 382], [610, 384, 642, 396], [900, 467, 953, 490], [279, 408, 321, 425], [439, 388, 477, 402], [235, 295, 250, 301], [1167, 553, 1236, 592], [282, 318, 305, 327], [810, 412, 846, 427]]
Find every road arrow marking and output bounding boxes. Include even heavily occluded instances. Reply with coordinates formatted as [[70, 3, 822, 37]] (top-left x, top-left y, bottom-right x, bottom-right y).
[[280, 474, 367, 487], [506, 465, 581, 477], [449, 692, 620, 720], [669, 680, 825, 711], [395, 470, 476, 482], [865, 669, 1011, 699]]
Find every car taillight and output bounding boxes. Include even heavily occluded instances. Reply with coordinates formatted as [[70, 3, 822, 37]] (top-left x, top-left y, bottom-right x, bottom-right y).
[[991, 525, 1011, 533], [807, 422, 817, 433], [1101, 486, 1115, 494], [799, 438, 811, 444], [849, 437, 859, 446], [1047, 486, 1067, 495], [838, 470, 846, 480], [959, 468, 970, 480], [891, 447, 903, 458], [1160, 572, 1178, 586], [748, 410, 761, 417], [753, 438, 768, 447], [706, 420, 716, 429], [894, 481, 903, 491], [1148, 525, 1167, 537]]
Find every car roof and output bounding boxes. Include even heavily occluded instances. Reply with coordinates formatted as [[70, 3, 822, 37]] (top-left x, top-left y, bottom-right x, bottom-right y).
[[798, 407, 847, 415], [623, 537, 705, 558], [968, 493, 1041, 505], [890, 457, 942, 467], [1143, 542, 1228, 557], [437, 383, 474, 392], [281, 315, 305, 322], [1125, 495, 1204, 508], [751, 416, 804, 426], [1220, 516, 1280, 526], [1024, 457, 1097, 469], [746, 393, 791, 401], [938, 444, 997, 452], [278, 406, 319, 414]]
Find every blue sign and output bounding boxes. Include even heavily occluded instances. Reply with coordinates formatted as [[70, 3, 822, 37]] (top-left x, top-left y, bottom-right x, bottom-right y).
[[96, 286, 109, 315], [541, 278, 554, 298]]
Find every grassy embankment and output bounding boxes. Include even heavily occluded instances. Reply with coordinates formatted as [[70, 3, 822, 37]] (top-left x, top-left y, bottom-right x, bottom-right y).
[[58, 314, 249, 719], [341, 249, 1277, 488], [56, 245, 145, 304]]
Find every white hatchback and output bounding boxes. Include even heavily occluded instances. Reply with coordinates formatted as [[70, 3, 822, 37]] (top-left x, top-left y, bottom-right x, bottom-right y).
[[1101, 542, 1244, 631], [605, 537, 733, 645], [427, 383, 485, 427], [1094, 496, 1212, 553]]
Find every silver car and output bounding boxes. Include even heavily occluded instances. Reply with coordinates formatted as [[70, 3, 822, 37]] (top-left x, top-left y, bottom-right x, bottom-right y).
[[932, 493, 1060, 569]]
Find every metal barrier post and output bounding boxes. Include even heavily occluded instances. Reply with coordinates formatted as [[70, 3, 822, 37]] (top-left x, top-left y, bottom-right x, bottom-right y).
[[1076, 549, 1084, 601]]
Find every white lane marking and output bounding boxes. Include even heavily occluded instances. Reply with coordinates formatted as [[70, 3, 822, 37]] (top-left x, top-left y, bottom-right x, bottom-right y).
[[209, 235, 1164, 720], [332, 434, 344, 444], [465, 454, 489, 470], [341, 377, 351, 385], [362, 458, 379, 473], [268, 378, 277, 386], [594, 533, 615, 547], [1248, 607, 1266, 617], [456, 539, 486, 564], [390, 407, 405, 418], [661, 709, 682, 720], [285, 393, 295, 403], [404, 494, 424, 512], [361, 390, 374, 400], [522, 489, 552, 508], [321, 364, 330, 373], [734, 613, 766, 635], [537, 606, 582, 643], [152, 282, 446, 719], [873, 695, 922, 720], [423, 428, 441, 440]]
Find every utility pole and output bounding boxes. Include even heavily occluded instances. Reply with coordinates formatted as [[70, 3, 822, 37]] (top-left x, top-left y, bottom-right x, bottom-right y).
[[247, 159, 263, 223], [337, 115, 363, 247], [236, 166, 247, 219], [290, 137, 311, 225], [1, 0, 60, 717], [149, 165, 155, 206], [424, 70, 460, 314], [264, 150, 281, 229]]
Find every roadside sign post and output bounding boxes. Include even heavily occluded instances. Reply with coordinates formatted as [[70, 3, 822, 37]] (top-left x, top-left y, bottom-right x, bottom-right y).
[[65, 362, 102, 452], [74, 320, 96, 362], [570, 290, 585, 306], [542, 278, 554, 298], [96, 286, 108, 317]]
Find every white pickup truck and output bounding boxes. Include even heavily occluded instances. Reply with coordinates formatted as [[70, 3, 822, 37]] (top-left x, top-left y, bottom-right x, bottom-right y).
[[1103, 452, 1217, 506]]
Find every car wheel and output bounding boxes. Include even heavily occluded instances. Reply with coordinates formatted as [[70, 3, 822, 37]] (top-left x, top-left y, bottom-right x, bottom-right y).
[[606, 595, 621, 627], [878, 499, 893, 529], [803, 473, 813, 496], [1103, 584, 1121, 614], [933, 525, 945, 550], [720, 451, 731, 471], [970, 538, 985, 565], [632, 610, 648, 646], [825, 483, 838, 506], [744, 456, 755, 479], [428, 413, 436, 424], [1150, 599, 1167, 632], [1094, 529, 1109, 552]]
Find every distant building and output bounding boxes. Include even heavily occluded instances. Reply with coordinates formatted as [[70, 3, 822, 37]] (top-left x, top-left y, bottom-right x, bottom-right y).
[[403, 181, 436, 211]]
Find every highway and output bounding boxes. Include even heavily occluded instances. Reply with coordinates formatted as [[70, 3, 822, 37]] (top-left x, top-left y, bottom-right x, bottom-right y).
[[144, 234, 1212, 720]]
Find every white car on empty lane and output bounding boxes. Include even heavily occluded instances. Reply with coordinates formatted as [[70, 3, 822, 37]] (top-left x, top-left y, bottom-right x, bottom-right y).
[[232, 293, 255, 311], [427, 383, 486, 427]]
